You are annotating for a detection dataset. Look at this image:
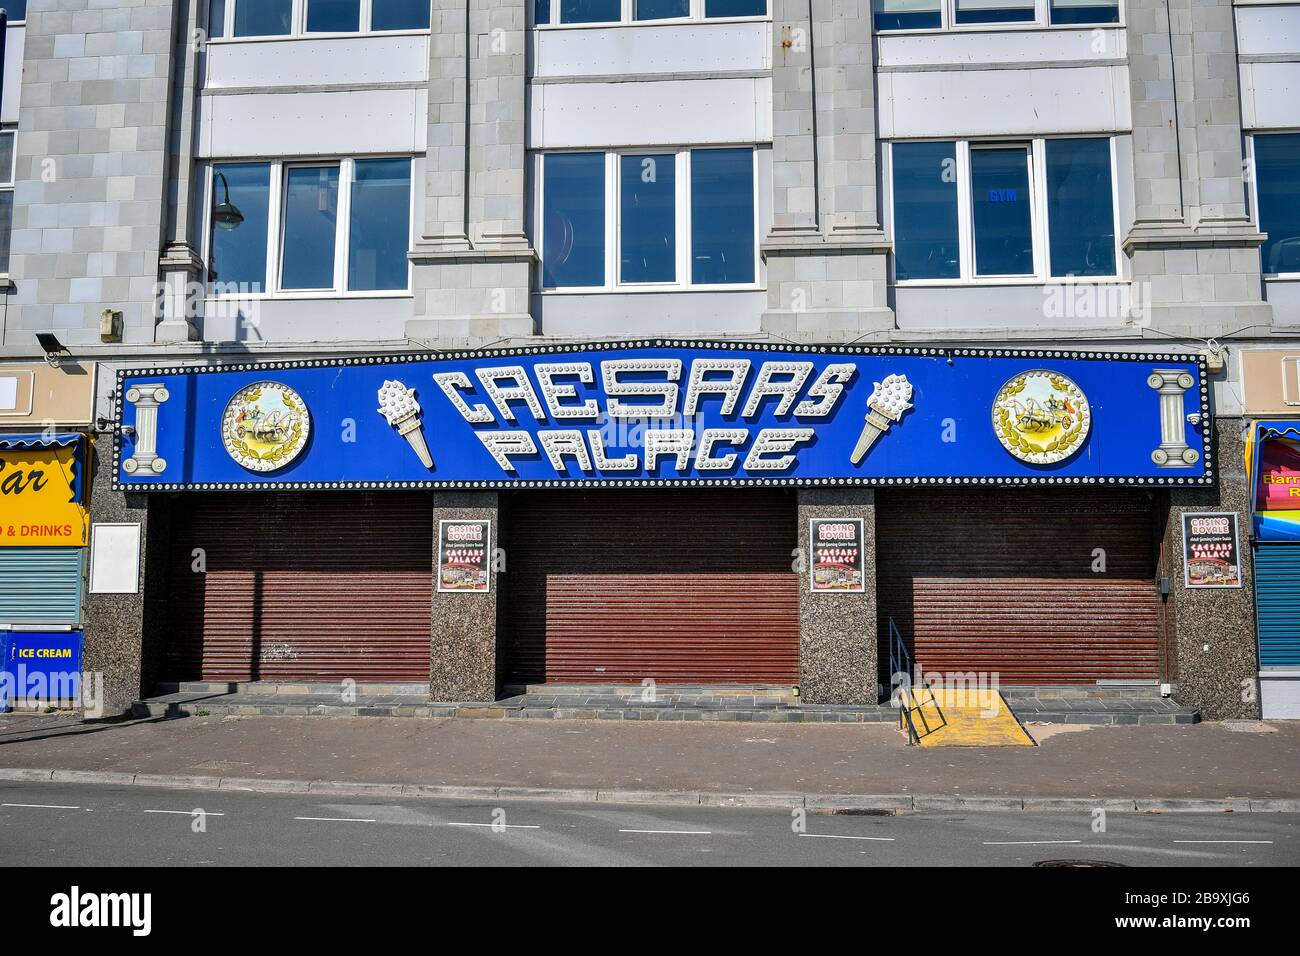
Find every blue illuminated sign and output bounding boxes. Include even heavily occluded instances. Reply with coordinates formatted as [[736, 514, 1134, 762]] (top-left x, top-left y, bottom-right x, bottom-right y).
[[114, 342, 1212, 490]]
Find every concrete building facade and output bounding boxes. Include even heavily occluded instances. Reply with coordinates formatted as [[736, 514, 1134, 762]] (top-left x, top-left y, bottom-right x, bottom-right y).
[[2, 0, 1298, 719]]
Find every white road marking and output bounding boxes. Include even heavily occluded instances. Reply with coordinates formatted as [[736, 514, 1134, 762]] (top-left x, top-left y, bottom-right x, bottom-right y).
[[1172, 840, 1273, 845], [799, 833, 895, 842], [983, 840, 1083, 846], [144, 810, 225, 817], [294, 816, 377, 823], [619, 828, 712, 835], [446, 822, 540, 830], [2, 803, 80, 810]]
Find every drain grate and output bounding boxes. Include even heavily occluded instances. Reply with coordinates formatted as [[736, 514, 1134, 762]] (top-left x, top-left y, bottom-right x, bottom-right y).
[[1033, 859, 1126, 867]]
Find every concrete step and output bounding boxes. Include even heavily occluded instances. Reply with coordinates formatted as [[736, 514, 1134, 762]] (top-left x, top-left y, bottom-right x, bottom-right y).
[[154, 681, 429, 697], [999, 683, 1164, 700], [1008, 697, 1199, 725]]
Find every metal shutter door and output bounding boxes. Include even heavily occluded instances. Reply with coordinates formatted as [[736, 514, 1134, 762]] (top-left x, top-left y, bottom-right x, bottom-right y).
[[503, 490, 799, 684], [877, 489, 1160, 683], [0, 549, 83, 625], [1255, 544, 1300, 667], [164, 493, 433, 682]]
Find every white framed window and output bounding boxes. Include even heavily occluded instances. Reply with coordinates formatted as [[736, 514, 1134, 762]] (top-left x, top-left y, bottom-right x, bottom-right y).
[[1248, 132, 1300, 278], [203, 156, 415, 297], [207, 0, 431, 39], [1, 2, 26, 24], [533, 0, 767, 28], [0, 129, 14, 275], [538, 147, 759, 292], [871, 0, 1120, 33], [886, 136, 1121, 285]]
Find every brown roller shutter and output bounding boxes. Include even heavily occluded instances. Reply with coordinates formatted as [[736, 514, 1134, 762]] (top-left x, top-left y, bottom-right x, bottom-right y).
[[164, 493, 433, 682], [877, 489, 1160, 684], [503, 489, 799, 684]]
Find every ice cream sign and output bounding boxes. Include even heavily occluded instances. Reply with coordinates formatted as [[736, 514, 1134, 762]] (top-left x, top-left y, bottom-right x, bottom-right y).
[[112, 341, 1210, 490]]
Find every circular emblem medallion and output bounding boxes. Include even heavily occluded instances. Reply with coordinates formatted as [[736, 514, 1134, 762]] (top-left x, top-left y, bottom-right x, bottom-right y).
[[221, 382, 311, 472], [992, 370, 1091, 465]]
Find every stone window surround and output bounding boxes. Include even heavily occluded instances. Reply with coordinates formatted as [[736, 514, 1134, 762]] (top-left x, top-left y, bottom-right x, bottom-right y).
[[201, 156, 418, 301], [884, 134, 1124, 287]]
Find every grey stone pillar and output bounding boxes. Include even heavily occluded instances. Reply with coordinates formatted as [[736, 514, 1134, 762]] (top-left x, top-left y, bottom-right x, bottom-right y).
[[408, 0, 534, 346], [797, 488, 877, 704], [762, 0, 893, 342], [157, 0, 205, 343], [1161, 419, 1260, 720], [82, 438, 173, 717], [429, 492, 502, 701], [1123, 0, 1271, 338]]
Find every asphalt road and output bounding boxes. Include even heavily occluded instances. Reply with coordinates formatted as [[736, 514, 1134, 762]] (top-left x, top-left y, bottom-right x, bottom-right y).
[[2, 781, 1297, 867]]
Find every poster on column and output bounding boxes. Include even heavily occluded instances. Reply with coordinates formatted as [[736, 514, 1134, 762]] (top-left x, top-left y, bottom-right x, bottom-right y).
[[809, 518, 865, 593], [1181, 512, 1243, 588], [437, 519, 492, 593]]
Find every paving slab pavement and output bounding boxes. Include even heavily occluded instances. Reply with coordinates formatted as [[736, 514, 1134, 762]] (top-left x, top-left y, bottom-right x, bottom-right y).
[[0, 712, 1296, 802]]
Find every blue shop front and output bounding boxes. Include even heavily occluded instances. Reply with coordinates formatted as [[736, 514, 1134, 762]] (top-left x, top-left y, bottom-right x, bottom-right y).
[[114, 342, 1211, 694]]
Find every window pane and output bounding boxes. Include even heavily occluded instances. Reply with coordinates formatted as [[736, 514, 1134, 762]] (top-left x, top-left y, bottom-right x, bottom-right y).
[[971, 147, 1034, 276], [4, 2, 27, 21], [282, 166, 340, 290], [955, 0, 1035, 24], [873, 0, 941, 31], [372, 0, 431, 30], [892, 141, 960, 281], [0, 132, 14, 186], [637, 0, 689, 19], [209, 0, 227, 38], [0, 192, 12, 274], [1050, 0, 1118, 25], [691, 148, 754, 285], [620, 154, 676, 283], [211, 162, 271, 290], [1046, 138, 1116, 278], [560, 0, 620, 24], [235, 0, 292, 36], [1257, 133, 1300, 275], [705, 0, 766, 16], [307, 0, 361, 32], [535, 0, 551, 24], [543, 153, 606, 288], [349, 159, 411, 292]]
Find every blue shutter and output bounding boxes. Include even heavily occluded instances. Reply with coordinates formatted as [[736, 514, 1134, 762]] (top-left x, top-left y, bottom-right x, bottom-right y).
[[0, 549, 83, 625], [1255, 544, 1300, 667]]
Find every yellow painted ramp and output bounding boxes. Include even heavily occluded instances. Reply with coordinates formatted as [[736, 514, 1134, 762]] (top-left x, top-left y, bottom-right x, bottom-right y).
[[904, 687, 1035, 748]]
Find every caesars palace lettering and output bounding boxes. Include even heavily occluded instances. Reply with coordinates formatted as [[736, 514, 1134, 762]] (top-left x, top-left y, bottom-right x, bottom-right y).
[[432, 358, 853, 474]]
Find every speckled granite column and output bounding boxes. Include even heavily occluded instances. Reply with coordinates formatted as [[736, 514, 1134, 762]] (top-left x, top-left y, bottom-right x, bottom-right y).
[[1163, 418, 1260, 720], [797, 488, 877, 704], [81, 437, 173, 717], [429, 492, 501, 701]]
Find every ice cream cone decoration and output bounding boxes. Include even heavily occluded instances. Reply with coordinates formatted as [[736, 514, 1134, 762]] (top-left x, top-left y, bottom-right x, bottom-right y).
[[851, 373, 913, 465], [378, 380, 434, 469]]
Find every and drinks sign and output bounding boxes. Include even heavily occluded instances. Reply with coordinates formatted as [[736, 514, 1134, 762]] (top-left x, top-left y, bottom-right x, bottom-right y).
[[0, 437, 89, 547], [114, 342, 1211, 490]]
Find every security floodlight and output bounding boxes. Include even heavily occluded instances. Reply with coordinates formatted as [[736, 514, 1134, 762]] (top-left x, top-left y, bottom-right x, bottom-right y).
[[36, 332, 70, 369]]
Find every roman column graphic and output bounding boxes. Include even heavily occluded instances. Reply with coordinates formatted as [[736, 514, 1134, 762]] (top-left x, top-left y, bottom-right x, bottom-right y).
[[1148, 369, 1200, 467], [122, 383, 169, 475]]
